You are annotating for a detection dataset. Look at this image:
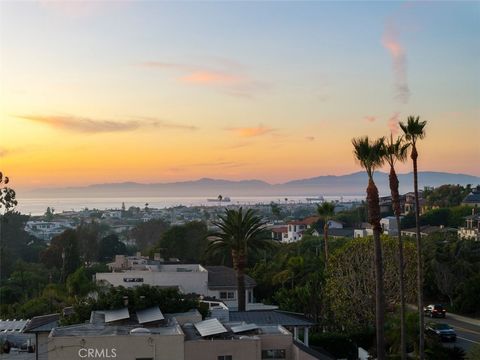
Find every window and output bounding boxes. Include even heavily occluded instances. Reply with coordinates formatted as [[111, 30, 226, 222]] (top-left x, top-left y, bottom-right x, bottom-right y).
[[262, 349, 286, 359], [218, 356, 232, 360], [123, 277, 144, 283], [247, 291, 253, 303], [219, 291, 235, 300]]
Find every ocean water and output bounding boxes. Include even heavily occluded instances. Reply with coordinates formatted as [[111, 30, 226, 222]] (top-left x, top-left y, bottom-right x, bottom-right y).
[[15, 195, 364, 216]]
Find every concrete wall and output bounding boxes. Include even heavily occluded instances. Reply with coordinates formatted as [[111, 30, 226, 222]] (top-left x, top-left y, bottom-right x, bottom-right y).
[[185, 338, 261, 360], [37, 333, 49, 360], [47, 334, 184, 360], [96, 270, 209, 294], [259, 333, 293, 359]]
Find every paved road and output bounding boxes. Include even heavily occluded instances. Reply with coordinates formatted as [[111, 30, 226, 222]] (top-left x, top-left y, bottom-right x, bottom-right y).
[[425, 313, 480, 352]]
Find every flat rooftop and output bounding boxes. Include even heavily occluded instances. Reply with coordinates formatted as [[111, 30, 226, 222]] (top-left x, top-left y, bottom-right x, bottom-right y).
[[50, 323, 182, 337]]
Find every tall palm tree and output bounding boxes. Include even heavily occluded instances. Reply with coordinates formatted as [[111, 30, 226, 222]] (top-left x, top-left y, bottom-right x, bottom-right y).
[[399, 115, 427, 360], [382, 134, 410, 360], [316, 202, 336, 264], [352, 136, 386, 360], [206, 207, 273, 311]]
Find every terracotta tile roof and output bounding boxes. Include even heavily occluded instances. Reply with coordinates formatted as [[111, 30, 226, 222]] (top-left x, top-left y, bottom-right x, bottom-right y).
[[288, 216, 320, 226], [271, 226, 288, 233]]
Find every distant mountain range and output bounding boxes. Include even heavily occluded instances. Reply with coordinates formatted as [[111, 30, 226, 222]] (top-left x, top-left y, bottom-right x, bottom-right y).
[[21, 171, 480, 198]]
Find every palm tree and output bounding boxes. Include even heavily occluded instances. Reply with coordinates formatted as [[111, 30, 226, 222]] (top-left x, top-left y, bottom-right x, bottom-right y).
[[316, 202, 336, 264], [382, 134, 410, 360], [352, 136, 386, 360], [399, 115, 427, 360], [206, 207, 273, 311]]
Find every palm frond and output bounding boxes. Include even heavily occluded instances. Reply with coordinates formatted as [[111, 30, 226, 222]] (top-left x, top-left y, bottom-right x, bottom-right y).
[[352, 136, 385, 177], [383, 134, 410, 166], [399, 115, 427, 143]]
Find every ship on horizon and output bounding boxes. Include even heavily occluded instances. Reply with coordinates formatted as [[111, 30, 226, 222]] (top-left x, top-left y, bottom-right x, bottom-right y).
[[207, 195, 231, 203]]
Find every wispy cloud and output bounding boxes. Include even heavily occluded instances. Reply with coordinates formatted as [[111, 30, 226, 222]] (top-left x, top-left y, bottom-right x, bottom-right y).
[[226, 125, 275, 138], [16, 114, 196, 133], [180, 71, 243, 86], [382, 21, 410, 104], [138, 60, 263, 98], [364, 116, 377, 123], [388, 112, 401, 135], [305, 136, 315, 141]]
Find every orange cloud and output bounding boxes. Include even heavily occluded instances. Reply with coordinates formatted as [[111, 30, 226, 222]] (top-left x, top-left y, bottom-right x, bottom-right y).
[[382, 21, 410, 103], [388, 112, 401, 135], [227, 125, 275, 138], [16, 115, 196, 133], [364, 115, 377, 123], [181, 71, 243, 85], [139, 60, 262, 97], [305, 136, 315, 141]]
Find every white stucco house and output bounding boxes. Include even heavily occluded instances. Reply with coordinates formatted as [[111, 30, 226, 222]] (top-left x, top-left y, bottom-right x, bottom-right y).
[[95, 265, 258, 310]]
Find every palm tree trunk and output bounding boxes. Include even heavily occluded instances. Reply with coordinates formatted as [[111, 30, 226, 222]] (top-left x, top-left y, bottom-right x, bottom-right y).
[[389, 166, 407, 360], [233, 250, 247, 311], [367, 177, 385, 360], [412, 145, 425, 360]]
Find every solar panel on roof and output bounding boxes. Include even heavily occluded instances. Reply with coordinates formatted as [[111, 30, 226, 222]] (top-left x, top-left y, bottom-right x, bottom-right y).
[[0, 320, 28, 332], [231, 323, 259, 334], [103, 308, 130, 323], [136, 307, 165, 324], [194, 318, 227, 337]]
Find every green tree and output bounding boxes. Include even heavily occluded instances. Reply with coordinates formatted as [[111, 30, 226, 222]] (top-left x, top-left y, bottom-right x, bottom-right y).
[[98, 234, 127, 262], [130, 218, 169, 252], [326, 237, 417, 334], [316, 202, 336, 265], [400, 115, 427, 360], [40, 229, 80, 282], [270, 202, 282, 220], [157, 221, 208, 262], [352, 136, 386, 360], [0, 171, 17, 213], [76, 222, 102, 265], [382, 134, 410, 360], [44, 207, 55, 221], [206, 208, 274, 311], [66, 267, 93, 297], [0, 212, 46, 280]]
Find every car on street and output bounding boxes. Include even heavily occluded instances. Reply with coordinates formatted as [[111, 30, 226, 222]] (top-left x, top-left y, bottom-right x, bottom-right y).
[[424, 304, 446, 318], [425, 322, 457, 342]]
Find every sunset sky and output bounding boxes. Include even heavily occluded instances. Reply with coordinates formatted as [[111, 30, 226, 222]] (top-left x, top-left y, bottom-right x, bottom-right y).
[[1, 1, 479, 190]]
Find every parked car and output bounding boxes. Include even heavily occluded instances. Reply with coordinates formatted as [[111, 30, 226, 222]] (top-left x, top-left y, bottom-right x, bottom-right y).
[[425, 322, 456, 342], [424, 304, 446, 318]]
